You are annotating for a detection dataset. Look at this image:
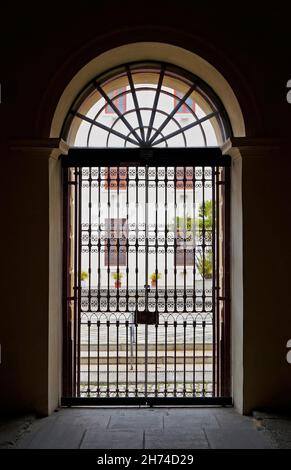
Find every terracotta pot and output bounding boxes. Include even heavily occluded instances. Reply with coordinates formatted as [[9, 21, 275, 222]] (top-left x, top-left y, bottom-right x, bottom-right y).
[[115, 280, 122, 288], [151, 280, 157, 288]]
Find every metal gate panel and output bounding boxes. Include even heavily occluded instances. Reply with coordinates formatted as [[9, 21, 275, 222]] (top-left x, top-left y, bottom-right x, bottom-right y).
[[62, 149, 231, 404]]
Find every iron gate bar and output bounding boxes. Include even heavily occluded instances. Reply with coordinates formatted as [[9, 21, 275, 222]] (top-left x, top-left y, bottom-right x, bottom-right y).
[[62, 148, 231, 168], [216, 166, 220, 395], [212, 166, 216, 395], [77, 167, 82, 397], [202, 167, 205, 312], [126, 170, 129, 311], [145, 165, 149, 396], [183, 168, 186, 312], [61, 396, 233, 407]]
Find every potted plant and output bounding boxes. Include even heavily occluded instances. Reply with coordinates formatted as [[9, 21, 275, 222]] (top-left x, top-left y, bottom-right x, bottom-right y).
[[150, 272, 161, 288], [80, 271, 88, 285], [112, 272, 123, 288], [195, 252, 212, 280]]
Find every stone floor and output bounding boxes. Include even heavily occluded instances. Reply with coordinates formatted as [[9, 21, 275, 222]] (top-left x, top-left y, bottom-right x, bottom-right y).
[[253, 411, 291, 449], [0, 407, 280, 449]]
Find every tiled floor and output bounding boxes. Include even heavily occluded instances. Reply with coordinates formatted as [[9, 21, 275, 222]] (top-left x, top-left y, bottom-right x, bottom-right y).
[[9, 407, 276, 449]]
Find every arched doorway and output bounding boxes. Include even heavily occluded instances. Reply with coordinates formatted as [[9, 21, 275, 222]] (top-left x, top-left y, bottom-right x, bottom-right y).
[[61, 60, 231, 405]]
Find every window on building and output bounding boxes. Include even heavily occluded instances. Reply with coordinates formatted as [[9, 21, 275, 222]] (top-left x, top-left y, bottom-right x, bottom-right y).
[[104, 218, 128, 266], [173, 90, 196, 114], [175, 217, 195, 266], [105, 87, 127, 114], [104, 167, 127, 190], [176, 166, 193, 189]]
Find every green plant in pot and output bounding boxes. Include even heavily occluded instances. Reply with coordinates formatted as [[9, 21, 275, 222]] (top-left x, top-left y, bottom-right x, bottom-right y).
[[112, 272, 123, 288], [150, 272, 161, 288], [195, 251, 212, 279], [80, 271, 88, 284]]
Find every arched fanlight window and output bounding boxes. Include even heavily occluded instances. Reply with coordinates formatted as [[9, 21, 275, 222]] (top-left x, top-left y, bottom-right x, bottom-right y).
[[62, 62, 232, 148]]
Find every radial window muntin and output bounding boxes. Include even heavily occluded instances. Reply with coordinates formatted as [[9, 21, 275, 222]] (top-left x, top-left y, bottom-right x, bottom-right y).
[[62, 61, 232, 148]]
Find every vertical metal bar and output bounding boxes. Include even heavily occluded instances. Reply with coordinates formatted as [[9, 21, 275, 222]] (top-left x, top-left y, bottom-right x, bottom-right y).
[[155, 167, 158, 313], [107, 167, 111, 312], [97, 320, 100, 397], [87, 320, 91, 396], [73, 167, 78, 396], [155, 323, 158, 396], [193, 166, 196, 313], [183, 167, 186, 312], [145, 165, 149, 397], [212, 166, 216, 397], [117, 167, 120, 312], [126, 167, 129, 312], [87, 170, 92, 396], [165, 167, 168, 312], [174, 167, 177, 311], [216, 167, 220, 396], [77, 167, 82, 396], [202, 320, 206, 396], [202, 167, 206, 311], [145, 164, 149, 305], [125, 320, 129, 396], [135, 322, 138, 397], [164, 321, 168, 396], [174, 321, 177, 396], [135, 165, 138, 325], [97, 167, 101, 312], [183, 320, 187, 397], [116, 320, 119, 396], [106, 320, 110, 397], [193, 320, 196, 395], [130, 315, 134, 375], [88, 168, 92, 310], [145, 324, 148, 398]]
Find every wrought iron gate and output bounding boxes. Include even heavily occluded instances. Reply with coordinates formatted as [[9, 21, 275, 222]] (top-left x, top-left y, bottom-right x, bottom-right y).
[[62, 148, 231, 406]]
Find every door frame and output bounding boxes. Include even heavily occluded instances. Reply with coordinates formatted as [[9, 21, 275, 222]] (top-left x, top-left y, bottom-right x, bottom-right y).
[[61, 147, 231, 406]]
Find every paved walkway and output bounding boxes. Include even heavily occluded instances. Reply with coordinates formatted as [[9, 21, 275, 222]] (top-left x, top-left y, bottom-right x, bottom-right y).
[[2, 407, 276, 449]]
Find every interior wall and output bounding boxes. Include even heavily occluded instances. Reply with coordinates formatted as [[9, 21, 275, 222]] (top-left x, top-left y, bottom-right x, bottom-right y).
[[240, 143, 291, 413], [0, 4, 290, 416], [48, 156, 63, 414], [0, 149, 50, 415]]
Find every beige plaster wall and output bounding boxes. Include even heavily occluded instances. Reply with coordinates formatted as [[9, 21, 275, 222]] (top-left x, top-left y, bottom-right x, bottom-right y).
[[0, 151, 49, 415], [240, 144, 291, 413]]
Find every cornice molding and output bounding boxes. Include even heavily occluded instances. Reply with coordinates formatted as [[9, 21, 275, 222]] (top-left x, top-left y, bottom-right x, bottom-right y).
[[222, 137, 282, 160], [10, 138, 69, 159]]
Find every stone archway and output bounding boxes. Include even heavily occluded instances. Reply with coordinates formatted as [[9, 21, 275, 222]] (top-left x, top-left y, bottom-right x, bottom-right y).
[[44, 41, 247, 415]]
